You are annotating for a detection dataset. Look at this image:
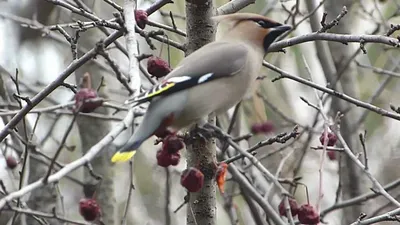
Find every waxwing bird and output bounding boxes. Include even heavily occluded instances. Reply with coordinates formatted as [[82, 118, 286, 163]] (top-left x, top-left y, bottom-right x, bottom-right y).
[[111, 13, 291, 163]]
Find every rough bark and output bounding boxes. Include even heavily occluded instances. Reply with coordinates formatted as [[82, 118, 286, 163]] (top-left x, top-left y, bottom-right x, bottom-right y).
[[185, 1, 216, 225], [185, 0, 215, 55]]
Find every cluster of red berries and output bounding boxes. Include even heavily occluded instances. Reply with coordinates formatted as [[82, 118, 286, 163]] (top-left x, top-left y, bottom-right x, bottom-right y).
[[74, 88, 103, 113], [251, 121, 275, 134], [156, 135, 184, 167], [319, 131, 337, 147], [134, 10, 171, 79], [319, 131, 338, 161], [278, 198, 320, 224], [135, 9, 171, 79]]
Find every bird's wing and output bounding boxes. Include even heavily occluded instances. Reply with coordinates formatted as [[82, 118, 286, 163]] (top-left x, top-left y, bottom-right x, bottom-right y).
[[126, 42, 248, 106]]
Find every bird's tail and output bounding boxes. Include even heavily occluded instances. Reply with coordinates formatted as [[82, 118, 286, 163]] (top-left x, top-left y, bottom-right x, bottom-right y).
[[111, 105, 165, 163], [111, 138, 143, 163]]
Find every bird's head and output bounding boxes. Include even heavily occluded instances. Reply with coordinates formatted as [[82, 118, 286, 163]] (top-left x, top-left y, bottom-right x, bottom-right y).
[[213, 13, 291, 53]]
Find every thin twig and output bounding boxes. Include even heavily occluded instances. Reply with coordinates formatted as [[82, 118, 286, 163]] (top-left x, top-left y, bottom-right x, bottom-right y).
[[321, 177, 400, 219], [0, 108, 136, 209], [359, 131, 368, 170], [43, 110, 80, 183], [335, 130, 400, 208], [266, 61, 400, 122]]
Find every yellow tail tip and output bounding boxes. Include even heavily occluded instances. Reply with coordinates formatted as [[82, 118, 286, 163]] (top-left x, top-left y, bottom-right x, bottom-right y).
[[111, 151, 136, 163]]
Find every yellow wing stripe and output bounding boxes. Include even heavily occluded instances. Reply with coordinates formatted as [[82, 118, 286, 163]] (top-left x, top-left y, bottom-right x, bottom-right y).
[[147, 83, 175, 98], [111, 151, 136, 163]]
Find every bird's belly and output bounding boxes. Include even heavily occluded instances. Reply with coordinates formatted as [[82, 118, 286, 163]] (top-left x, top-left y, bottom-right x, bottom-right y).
[[171, 75, 251, 129]]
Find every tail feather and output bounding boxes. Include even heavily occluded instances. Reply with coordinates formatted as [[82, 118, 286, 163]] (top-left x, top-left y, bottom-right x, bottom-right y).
[[113, 92, 186, 163], [111, 140, 142, 163]]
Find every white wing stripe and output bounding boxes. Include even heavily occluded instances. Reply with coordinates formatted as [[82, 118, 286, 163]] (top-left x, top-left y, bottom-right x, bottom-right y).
[[198, 73, 213, 84], [167, 76, 191, 83]]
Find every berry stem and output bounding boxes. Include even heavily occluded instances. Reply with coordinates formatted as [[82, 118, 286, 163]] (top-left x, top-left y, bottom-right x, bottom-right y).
[[81, 72, 92, 89], [317, 126, 329, 213], [297, 182, 310, 205]]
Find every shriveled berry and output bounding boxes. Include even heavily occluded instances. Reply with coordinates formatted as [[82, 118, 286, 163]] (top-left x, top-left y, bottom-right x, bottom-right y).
[[216, 162, 228, 194], [6, 156, 17, 169], [251, 121, 275, 134], [181, 167, 204, 192], [147, 56, 171, 79], [135, 10, 148, 29], [169, 152, 180, 166], [156, 149, 171, 167], [156, 148, 181, 167], [79, 198, 101, 221], [162, 135, 184, 153], [251, 123, 262, 133], [260, 121, 275, 133], [327, 151, 336, 161], [74, 88, 103, 113], [298, 204, 320, 224], [278, 197, 299, 217], [319, 131, 337, 146], [154, 128, 172, 138]]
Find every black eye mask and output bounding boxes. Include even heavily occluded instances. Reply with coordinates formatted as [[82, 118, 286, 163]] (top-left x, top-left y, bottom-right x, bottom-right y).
[[255, 19, 280, 29]]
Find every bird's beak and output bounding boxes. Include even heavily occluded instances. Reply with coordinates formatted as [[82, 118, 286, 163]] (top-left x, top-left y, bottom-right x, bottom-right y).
[[270, 24, 292, 35]]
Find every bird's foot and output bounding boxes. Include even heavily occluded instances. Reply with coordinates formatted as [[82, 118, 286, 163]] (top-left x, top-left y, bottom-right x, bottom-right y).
[[190, 124, 215, 142]]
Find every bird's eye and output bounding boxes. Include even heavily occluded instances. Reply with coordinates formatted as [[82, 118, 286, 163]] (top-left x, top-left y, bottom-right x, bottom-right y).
[[256, 20, 268, 28], [255, 20, 277, 28]]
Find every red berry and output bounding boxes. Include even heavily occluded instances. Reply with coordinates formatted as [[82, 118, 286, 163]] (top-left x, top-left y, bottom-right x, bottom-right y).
[[74, 88, 103, 113], [6, 156, 17, 169], [251, 121, 275, 134], [154, 128, 172, 138], [162, 135, 184, 154], [260, 121, 275, 133], [156, 149, 171, 167], [327, 151, 336, 160], [278, 198, 299, 217], [135, 10, 148, 29], [319, 131, 337, 146], [181, 167, 204, 192], [298, 204, 320, 224], [251, 123, 263, 134], [169, 152, 180, 166], [79, 198, 101, 221], [147, 56, 171, 79]]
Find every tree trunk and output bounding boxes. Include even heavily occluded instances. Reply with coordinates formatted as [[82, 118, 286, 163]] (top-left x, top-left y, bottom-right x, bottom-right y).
[[185, 1, 216, 225]]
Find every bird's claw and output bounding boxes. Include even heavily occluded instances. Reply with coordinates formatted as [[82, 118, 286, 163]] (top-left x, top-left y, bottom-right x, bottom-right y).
[[190, 125, 215, 142]]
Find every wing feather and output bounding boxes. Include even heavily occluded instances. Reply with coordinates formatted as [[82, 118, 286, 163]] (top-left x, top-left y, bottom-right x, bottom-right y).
[[126, 42, 248, 106]]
